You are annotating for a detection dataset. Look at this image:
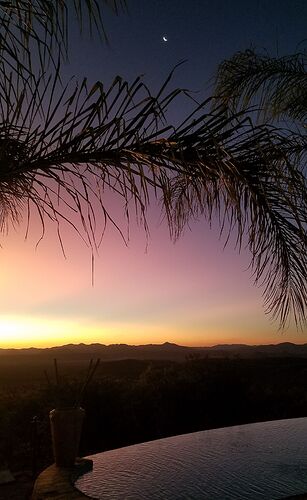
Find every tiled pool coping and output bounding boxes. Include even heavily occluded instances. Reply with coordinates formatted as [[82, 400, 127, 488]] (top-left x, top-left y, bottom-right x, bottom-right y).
[[31, 458, 93, 500]]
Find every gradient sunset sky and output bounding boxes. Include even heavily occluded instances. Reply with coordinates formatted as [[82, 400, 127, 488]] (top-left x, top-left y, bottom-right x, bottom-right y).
[[0, 0, 306, 348]]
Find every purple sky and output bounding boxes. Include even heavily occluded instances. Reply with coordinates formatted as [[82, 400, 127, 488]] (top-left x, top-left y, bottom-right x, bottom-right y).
[[0, 0, 306, 347]]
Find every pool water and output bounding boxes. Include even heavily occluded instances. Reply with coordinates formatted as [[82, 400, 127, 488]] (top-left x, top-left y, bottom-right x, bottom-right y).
[[75, 417, 307, 499]]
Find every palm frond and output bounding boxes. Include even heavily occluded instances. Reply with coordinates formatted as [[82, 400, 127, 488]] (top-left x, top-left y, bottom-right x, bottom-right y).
[[215, 49, 307, 125], [0, 63, 180, 248], [165, 107, 306, 330], [211, 49, 307, 328], [0, 0, 126, 70], [0, 59, 306, 329]]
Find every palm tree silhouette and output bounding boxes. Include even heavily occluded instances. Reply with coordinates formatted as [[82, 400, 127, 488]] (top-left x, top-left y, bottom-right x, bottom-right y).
[[212, 49, 306, 329], [0, 4, 305, 329]]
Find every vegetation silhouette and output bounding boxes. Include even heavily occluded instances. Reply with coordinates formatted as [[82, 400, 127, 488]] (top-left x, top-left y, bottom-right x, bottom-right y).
[[0, 4, 305, 498], [1, 356, 307, 475], [213, 48, 306, 327], [0, 3, 306, 491], [0, 3, 305, 328], [215, 49, 307, 124]]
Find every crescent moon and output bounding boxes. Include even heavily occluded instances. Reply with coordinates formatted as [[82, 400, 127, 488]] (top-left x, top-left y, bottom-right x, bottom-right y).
[[162, 35, 168, 42]]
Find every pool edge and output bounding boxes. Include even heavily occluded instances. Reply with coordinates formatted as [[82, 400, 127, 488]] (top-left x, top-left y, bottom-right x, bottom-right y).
[[31, 458, 93, 499]]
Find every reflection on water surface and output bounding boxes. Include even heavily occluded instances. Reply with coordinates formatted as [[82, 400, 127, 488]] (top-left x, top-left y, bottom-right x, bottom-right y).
[[76, 417, 307, 499]]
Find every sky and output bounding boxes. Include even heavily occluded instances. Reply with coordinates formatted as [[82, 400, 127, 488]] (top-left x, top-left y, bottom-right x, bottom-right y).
[[0, 0, 306, 348]]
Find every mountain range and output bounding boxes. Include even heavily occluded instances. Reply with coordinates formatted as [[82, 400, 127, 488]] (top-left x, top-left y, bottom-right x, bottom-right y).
[[1, 341, 307, 362]]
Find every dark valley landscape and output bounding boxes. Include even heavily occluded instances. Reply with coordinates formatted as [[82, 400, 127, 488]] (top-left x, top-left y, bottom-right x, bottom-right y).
[[1, 341, 307, 498], [2, 341, 307, 386]]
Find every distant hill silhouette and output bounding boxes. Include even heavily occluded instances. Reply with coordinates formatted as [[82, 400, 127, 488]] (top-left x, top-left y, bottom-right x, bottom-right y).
[[1, 341, 307, 362]]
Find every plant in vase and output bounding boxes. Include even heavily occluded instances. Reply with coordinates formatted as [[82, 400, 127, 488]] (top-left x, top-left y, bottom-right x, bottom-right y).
[[46, 358, 100, 468]]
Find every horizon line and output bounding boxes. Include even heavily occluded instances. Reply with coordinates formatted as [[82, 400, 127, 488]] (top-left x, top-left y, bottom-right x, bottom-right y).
[[1, 340, 306, 351]]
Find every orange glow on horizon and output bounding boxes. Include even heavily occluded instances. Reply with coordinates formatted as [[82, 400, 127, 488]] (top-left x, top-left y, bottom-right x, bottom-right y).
[[0, 315, 304, 349], [0, 205, 305, 351]]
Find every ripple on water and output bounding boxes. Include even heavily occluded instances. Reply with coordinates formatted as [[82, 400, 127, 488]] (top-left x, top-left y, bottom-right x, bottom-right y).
[[76, 417, 307, 499]]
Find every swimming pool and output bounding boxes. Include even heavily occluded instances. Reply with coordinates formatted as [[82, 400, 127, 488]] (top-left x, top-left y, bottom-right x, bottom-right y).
[[75, 417, 307, 499]]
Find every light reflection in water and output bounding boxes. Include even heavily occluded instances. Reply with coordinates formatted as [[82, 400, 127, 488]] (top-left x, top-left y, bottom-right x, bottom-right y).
[[76, 417, 307, 499]]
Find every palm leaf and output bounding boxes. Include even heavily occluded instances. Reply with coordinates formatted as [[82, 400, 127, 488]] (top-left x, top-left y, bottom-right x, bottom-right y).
[[215, 49, 307, 125], [0, 0, 126, 71], [0, 60, 306, 329], [167, 110, 306, 330], [211, 49, 306, 328]]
